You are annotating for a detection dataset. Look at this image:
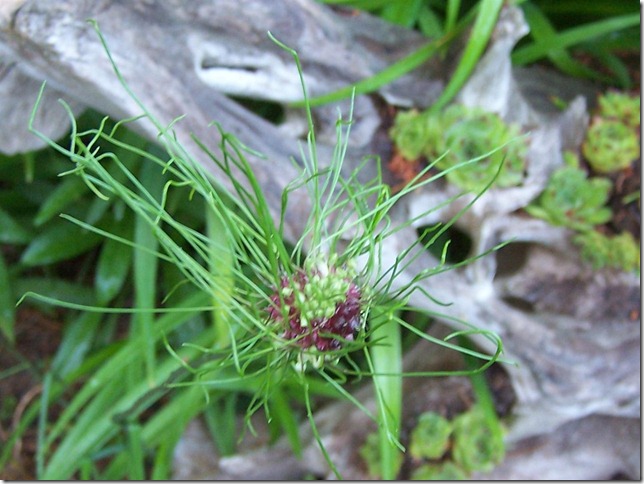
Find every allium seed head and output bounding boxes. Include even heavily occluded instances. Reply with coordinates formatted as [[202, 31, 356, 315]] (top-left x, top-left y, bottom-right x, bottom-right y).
[[266, 260, 363, 354]]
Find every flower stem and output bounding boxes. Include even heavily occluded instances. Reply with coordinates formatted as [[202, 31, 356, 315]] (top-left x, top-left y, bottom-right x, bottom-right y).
[[369, 308, 403, 479]]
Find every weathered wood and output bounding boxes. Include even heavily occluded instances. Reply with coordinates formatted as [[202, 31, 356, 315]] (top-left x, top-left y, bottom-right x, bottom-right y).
[[0, 1, 639, 479]]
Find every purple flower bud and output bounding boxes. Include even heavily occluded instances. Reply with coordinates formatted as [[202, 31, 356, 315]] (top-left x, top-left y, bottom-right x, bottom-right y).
[[267, 263, 363, 353]]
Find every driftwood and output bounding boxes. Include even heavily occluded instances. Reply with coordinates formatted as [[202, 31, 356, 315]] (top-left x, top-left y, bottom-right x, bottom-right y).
[[0, 0, 639, 479]]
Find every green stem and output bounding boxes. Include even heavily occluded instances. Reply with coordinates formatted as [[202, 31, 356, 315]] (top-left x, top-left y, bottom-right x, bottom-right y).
[[457, 335, 503, 441], [369, 308, 403, 480], [205, 201, 235, 347], [132, 161, 163, 384]]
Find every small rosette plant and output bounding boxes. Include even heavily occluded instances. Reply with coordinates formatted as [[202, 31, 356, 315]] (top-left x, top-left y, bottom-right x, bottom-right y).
[[582, 90, 640, 174], [390, 104, 528, 193]]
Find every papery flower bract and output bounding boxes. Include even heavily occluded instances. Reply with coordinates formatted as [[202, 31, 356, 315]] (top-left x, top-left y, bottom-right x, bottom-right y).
[[266, 258, 363, 361]]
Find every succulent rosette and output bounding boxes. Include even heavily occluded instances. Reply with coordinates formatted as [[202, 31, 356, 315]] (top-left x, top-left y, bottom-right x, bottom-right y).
[[266, 257, 364, 367]]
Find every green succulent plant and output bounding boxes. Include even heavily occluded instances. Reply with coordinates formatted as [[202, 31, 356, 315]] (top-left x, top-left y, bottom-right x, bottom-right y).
[[390, 104, 528, 192], [411, 462, 468, 480], [582, 91, 640, 174], [451, 405, 505, 473], [409, 411, 453, 460], [582, 118, 639, 174], [390, 109, 442, 161], [574, 230, 640, 273], [597, 91, 640, 129], [402, 404, 505, 480], [525, 161, 613, 232]]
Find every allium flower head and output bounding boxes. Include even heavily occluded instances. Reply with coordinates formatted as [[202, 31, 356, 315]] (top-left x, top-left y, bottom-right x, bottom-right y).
[[267, 257, 363, 359]]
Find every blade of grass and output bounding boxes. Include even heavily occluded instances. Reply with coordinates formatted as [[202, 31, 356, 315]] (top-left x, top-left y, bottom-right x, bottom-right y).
[[519, 1, 607, 81], [381, 0, 423, 28], [33, 176, 87, 226], [292, 38, 444, 107], [205, 201, 235, 347], [445, 0, 461, 34], [50, 311, 102, 378], [511, 13, 640, 66], [94, 213, 134, 305], [0, 251, 14, 343], [19, 217, 107, 266], [125, 422, 145, 480], [0, 206, 33, 244], [429, 0, 503, 113], [41, 323, 214, 479], [132, 161, 164, 383]]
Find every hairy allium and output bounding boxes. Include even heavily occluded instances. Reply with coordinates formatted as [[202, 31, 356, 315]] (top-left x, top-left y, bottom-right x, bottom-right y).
[[267, 261, 363, 353]]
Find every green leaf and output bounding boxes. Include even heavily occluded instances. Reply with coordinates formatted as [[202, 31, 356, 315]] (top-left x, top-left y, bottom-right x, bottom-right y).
[[381, 0, 423, 28], [294, 39, 442, 107], [0, 251, 15, 343], [20, 218, 105, 266], [0, 206, 33, 244], [430, 0, 503, 113], [95, 217, 133, 305], [34, 176, 87, 226], [512, 13, 640, 66], [520, 2, 608, 82], [50, 312, 102, 378], [15, 277, 96, 309]]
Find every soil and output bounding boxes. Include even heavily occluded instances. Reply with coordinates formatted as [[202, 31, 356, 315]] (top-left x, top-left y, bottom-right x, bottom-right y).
[[0, 307, 63, 480]]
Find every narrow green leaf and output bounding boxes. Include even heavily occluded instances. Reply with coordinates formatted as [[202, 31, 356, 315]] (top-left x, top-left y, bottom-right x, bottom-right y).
[[126, 423, 146, 480], [0, 251, 14, 343], [417, 6, 443, 38], [132, 161, 164, 382], [512, 13, 640, 65], [381, 0, 423, 28], [294, 39, 443, 107], [34, 176, 87, 226], [102, 386, 207, 480], [50, 312, 102, 378], [0, 206, 33, 244], [95, 216, 133, 305], [20, 219, 104, 266], [520, 2, 610, 81], [203, 395, 238, 456], [271, 389, 302, 458], [15, 277, 96, 308], [445, 0, 461, 33], [430, 0, 503, 113]]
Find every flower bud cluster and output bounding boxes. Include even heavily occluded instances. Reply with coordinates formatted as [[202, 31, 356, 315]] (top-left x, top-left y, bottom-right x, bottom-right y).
[[266, 259, 363, 353]]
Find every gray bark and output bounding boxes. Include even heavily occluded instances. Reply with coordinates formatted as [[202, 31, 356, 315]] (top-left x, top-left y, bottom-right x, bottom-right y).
[[0, 0, 639, 479]]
